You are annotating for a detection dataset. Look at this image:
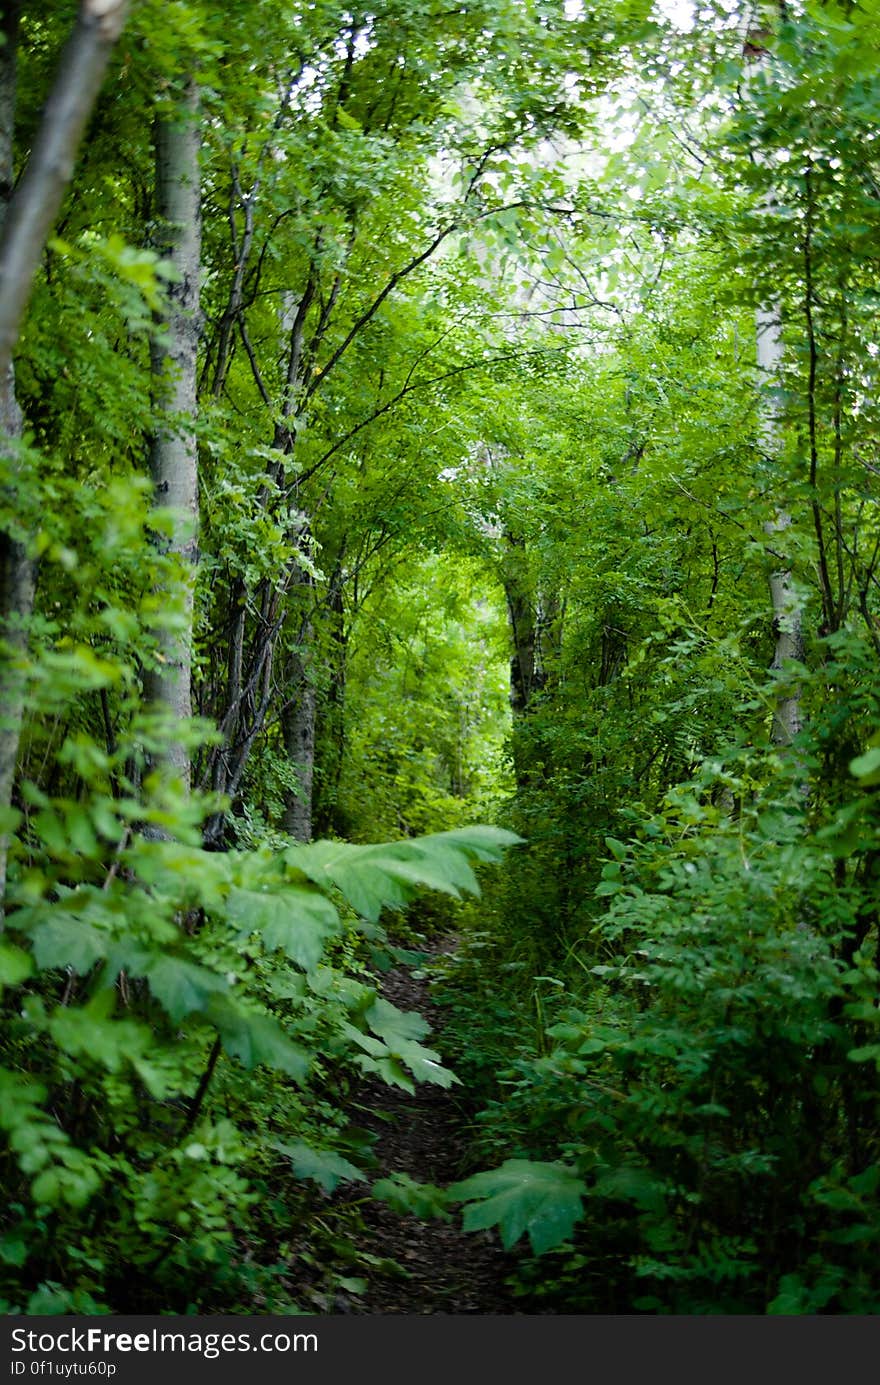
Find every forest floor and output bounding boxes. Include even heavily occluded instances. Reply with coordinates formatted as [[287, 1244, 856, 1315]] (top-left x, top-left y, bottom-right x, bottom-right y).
[[339, 937, 520, 1314]]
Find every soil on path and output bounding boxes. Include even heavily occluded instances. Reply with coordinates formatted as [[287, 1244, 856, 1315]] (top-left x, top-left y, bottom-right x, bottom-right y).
[[343, 938, 520, 1314]]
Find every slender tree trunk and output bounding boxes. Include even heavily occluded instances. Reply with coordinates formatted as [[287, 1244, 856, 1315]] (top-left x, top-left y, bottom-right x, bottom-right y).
[[503, 532, 538, 718], [312, 559, 347, 837], [145, 82, 201, 789], [282, 636, 316, 842], [0, 0, 129, 904], [0, 1, 27, 909], [0, 0, 129, 384], [745, 20, 806, 750], [267, 276, 319, 841], [0, 3, 19, 217], [501, 531, 544, 790], [757, 299, 804, 747]]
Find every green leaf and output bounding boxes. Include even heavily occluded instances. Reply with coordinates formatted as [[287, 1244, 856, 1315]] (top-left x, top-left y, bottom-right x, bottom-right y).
[[226, 886, 340, 971], [0, 944, 33, 987], [361, 998, 458, 1086], [26, 1284, 75, 1315], [849, 1165, 880, 1197], [29, 917, 108, 974], [287, 827, 522, 923], [142, 955, 229, 1023], [131, 841, 233, 911], [850, 746, 880, 784], [0, 1235, 27, 1267], [449, 1159, 586, 1254], [593, 1165, 666, 1213], [335, 1276, 367, 1295], [0, 1068, 47, 1130], [205, 995, 310, 1082], [372, 1172, 450, 1220], [365, 996, 430, 1045], [31, 1151, 101, 1210], [392, 1037, 458, 1087], [847, 1043, 880, 1064], [272, 1139, 366, 1192], [354, 1052, 415, 1093], [48, 994, 152, 1072]]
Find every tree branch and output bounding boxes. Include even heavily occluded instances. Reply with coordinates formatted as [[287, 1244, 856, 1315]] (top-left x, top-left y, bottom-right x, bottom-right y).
[[0, 0, 129, 380]]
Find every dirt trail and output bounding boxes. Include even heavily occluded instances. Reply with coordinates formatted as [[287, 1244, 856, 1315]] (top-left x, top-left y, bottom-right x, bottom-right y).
[[344, 939, 519, 1314]]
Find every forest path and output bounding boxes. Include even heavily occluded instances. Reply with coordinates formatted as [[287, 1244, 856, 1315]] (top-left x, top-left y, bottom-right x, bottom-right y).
[[344, 937, 519, 1314]]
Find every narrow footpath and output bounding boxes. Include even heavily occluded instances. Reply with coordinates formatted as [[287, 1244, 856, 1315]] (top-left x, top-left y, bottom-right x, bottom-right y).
[[344, 940, 519, 1314]]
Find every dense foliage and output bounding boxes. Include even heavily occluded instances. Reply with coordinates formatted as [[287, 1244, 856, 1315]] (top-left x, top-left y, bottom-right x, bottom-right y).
[[1, 0, 879, 1315]]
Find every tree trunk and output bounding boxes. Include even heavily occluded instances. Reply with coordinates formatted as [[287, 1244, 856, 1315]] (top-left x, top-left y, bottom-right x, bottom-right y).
[[502, 531, 547, 790], [0, 0, 129, 384], [0, 0, 26, 908], [312, 559, 347, 837], [745, 23, 806, 750], [144, 81, 201, 790], [503, 532, 538, 719], [0, 3, 19, 217], [757, 304, 804, 747], [0, 0, 129, 903], [282, 639, 316, 842]]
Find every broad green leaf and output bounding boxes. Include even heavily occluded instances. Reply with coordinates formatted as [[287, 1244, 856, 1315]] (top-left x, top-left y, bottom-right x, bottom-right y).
[[592, 1165, 666, 1213], [850, 747, 880, 785], [0, 1068, 47, 1130], [226, 886, 340, 971], [848, 1043, 880, 1064], [335, 1276, 367, 1295], [0, 1235, 27, 1267], [129, 841, 233, 910], [48, 997, 152, 1073], [849, 1166, 880, 1197], [0, 944, 33, 987], [449, 1159, 586, 1254], [205, 995, 310, 1082], [142, 955, 230, 1023], [131, 1055, 182, 1101], [29, 917, 108, 974], [595, 879, 623, 897], [30, 1154, 101, 1211], [365, 997, 430, 1045], [342, 1024, 388, 1059], [272, 1139, 366, 1192], [391, 1037, 458, 1088], [357, 1053, 415, 1093], [26, 1285, 73, 1315], [286, 827, 522, 922], [285, 841, 409, 921], [359, 1000, 458, 1086], [372, 1172, 450, 1220]]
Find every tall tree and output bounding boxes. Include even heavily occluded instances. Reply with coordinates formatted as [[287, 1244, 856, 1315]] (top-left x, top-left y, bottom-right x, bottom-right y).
[[757, 302, 804, 746], [747, 24, 805, 748], [144, 77, 202, 790], [0, 0, 129, 901]]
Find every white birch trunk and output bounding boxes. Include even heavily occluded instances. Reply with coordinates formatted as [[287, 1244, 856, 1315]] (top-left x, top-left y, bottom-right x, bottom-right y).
[[144, 83, 201, 790], [744, 13, 806, 751], [756, 291, 805, 748]]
